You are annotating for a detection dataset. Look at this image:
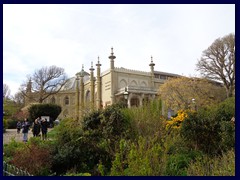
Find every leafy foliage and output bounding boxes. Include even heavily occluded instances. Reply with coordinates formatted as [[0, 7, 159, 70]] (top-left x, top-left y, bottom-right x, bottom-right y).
[[159, 76, 226, 111], [187, 150, 235, 176], [4, 138, 54, 176], [52, 104, 131, 175], [3, 97, 235, 176], [180, 97, 235, 155], [166, 109, 192, 129], [28, 103, 61, 121], [3, 118, 8, 132], [10, 140, 53, 175]]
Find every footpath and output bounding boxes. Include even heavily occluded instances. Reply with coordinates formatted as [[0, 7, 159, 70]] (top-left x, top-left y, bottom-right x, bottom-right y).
[[3, 129, 52, 144]]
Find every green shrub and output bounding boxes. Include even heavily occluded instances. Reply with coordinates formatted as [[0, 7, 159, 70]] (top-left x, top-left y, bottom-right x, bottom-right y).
[[180, 97, 235, 155], [6, 119, 18, 129], [4, 138, 55, 176], [3, 118, 8, 132], [187, 149, 235, 176], [122, 99, 164, 140], [28, 103, 62, 122], [110, 136, 164, 176], [3, 139, 25, 162]]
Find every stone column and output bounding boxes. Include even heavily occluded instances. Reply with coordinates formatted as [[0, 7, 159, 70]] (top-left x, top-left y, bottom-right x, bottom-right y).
[[127, 93, 132, 108], [96, 57, 102, 110], [108, 47, 116, 104], [80, 65, 85, 117], [89, 62, 95, 110], [75, 75, 80, 120], [140, 94, 144, 106], [149, 56, 155, 88]]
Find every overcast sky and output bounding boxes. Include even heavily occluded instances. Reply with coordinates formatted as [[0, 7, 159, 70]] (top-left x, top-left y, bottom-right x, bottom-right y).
[[3, 4, 235, 96]]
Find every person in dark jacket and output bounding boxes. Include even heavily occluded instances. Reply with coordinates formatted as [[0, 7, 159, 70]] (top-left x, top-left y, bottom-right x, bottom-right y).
[[41, 118, 48, 140], [32, 119, 41, 137], [22, 118, 30, 142], [16, 120, 22, 134]]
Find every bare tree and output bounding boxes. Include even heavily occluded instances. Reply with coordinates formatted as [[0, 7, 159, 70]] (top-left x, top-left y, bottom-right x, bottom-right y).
[[20, 65, 68, 103], [196, 33, 235, 98], [3, 83, 11, 99], [13, 91, 25, 106]]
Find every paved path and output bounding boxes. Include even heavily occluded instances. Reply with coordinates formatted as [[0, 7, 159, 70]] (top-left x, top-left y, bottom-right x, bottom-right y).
[[3, 129, 34, 144]]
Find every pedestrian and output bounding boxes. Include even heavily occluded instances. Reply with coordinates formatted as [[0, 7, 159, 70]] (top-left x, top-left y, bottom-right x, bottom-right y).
[[22, 118, 30, 143], [36, 117, 42, 124], [32, 119, 41, 137], [41, 118, 48, 140], [16, 120, 22, 134]]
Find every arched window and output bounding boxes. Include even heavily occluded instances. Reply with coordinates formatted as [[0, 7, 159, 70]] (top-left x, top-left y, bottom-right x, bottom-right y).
[[140, 81, 147, 87], [51, 96, 56, 104], [85, 90, 90, 102], [64, 96, 69, 105], [130, 80, 137, 86], [120, 79, 127, 88]]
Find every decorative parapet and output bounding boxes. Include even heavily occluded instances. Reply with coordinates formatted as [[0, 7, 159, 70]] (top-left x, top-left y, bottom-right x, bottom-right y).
[[115, 67, 151, 76]]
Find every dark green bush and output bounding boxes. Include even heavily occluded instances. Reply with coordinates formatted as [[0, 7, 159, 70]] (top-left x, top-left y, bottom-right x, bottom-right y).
[[52, 105, 131, 175], [3, 118, 8, 132], [28, 103, 62, 122], [6, 119, 18, 129], [181, 97, 235, 155]]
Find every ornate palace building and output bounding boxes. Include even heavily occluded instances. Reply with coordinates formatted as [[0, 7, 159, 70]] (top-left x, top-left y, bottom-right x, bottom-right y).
[[25, 48, 180, 120]]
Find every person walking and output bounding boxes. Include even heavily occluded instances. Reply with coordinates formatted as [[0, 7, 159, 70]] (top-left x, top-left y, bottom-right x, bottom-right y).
[[41, 118, 48, 140], [16, 120, 22, 134], [22, 118, 30, 143], [32, 119, 41, 137]]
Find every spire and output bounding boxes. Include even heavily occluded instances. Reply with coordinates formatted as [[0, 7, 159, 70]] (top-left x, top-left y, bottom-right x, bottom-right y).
[[27, 78, 32, 92], [89, 61, 95, 71], [80, 64, 85, 77], [149, 56, 155, 67], [96, 56, 101, 67], [108, 47, 116, 60], [109, 47, 116, 70]]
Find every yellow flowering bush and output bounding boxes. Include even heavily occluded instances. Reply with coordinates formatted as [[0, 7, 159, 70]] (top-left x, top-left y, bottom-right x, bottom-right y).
[[166, 110, 190, 129]]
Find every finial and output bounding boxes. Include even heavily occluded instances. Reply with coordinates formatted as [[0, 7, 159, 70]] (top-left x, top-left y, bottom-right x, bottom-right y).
[[111, 47, 114, 55], [91, 61, 93, 68], [109, 47, 116, 60], [149, 56, 155, 67], [98, 56, 100, 64], [82, 64, 84, 70]]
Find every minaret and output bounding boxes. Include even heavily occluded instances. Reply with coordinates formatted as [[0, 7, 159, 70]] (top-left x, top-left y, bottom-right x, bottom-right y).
[[80, 65, 85, 116], [75, 74, 80, 120], [108, 47, 116, 104], [109, 47, 116, 70], [96, 57, 102, 110], [149, 56, 155, 88], [25, 78, 32, 106], [89, 61, 95, 110]]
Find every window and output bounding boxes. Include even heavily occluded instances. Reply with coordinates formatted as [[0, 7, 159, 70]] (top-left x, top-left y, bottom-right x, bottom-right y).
[[65, 96, 69, 105], [51, 97, 56, 104], [160, 75, 167, 80]]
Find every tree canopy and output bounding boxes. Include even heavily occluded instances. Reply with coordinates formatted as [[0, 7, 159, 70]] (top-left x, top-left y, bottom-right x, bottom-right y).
[[3, 83, 11, 99], [159, 76, 226, 111], [196, 33, 235, 98]]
